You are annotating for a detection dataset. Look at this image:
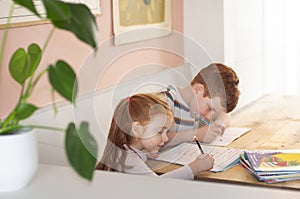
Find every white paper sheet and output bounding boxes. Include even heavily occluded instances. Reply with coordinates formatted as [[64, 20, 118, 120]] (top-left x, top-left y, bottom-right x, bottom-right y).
[[156, 143, 243, 172], [207, 127, 251, 147]]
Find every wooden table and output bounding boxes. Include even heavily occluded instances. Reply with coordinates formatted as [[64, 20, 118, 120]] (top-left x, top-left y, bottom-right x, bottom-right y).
[[147, 95, 300, 190]]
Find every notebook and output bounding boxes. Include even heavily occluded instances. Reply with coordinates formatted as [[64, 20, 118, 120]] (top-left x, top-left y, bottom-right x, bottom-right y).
[[155, 142, 243, 172]]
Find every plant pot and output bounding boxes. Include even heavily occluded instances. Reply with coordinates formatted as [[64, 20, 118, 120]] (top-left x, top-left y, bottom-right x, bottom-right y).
[[0, 129, 38, 192]]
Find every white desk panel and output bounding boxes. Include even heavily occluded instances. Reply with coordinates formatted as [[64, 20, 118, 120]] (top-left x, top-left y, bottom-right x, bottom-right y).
[[0, 164, 299, 199]]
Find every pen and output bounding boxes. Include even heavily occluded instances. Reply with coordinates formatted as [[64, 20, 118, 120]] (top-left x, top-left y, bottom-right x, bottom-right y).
[[193, 135, 204, 154], [192, 112, 211, 126], [193, 112, 224, 142]]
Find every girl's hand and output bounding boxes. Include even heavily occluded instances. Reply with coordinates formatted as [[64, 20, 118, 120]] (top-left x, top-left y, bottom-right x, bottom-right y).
[[188, 154, 214, 175]]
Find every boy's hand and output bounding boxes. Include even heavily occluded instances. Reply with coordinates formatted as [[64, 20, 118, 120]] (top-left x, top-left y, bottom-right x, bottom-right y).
[[200, 113, 230, 143], [213, 113, 231, 128], [195, 125, 222, 143], [195, 113, 230, 143], [202, 124, 224, 143]]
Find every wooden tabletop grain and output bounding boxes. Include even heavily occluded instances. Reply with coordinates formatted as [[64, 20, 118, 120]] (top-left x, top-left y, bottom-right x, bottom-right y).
[[147, 95, 300, 190]]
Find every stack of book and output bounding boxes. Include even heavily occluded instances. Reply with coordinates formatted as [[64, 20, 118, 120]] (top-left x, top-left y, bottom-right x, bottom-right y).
[[240, 150, 300, 183]]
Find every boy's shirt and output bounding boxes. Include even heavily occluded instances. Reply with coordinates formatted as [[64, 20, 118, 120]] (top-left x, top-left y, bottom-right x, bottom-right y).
[[159, 85, 205, 133]]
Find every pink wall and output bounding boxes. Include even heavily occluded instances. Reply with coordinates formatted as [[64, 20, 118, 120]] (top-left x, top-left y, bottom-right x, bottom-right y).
[[0, 0, 183, 117]]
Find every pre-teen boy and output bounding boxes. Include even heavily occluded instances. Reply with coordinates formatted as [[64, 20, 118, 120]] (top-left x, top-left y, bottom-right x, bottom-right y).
[[160, 63, 240, 147]]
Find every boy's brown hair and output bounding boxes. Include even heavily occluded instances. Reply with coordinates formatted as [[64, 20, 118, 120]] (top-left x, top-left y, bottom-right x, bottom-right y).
[[191, 63, 240, 113]]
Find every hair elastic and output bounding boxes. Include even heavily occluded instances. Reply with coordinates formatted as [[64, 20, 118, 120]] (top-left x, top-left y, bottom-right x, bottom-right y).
[[126, 96, 131, 102]]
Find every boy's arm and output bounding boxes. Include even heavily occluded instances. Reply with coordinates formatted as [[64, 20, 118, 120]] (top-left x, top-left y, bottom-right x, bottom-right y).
[[201, 112, 230, 142], [163, 125, 210, 148], [164, 113, 230, 148]]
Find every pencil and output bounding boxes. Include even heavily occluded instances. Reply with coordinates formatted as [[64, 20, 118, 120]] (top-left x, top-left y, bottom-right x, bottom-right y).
[[193, 136, 204, 154]]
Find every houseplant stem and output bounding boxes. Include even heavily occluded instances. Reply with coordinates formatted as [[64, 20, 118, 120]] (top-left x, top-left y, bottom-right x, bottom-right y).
[[0, 124, 64, 135]]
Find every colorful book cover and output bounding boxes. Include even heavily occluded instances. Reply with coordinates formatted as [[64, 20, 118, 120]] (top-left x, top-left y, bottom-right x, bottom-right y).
[[244, 150, 300, 172], [240, 153, 300, 184]]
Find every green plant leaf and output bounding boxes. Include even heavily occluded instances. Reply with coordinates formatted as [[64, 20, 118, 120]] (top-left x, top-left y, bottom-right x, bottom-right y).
[[9, 44, 42, 85], [65, 122, 98, 181], [48, 60, 78, 103], [15, 103, 38, 120], [27, 43, 42, 76], [13, 0, 40, 17], [42, 0, 98, 49], [9, 48, 30, 85], [42, 0, 71, 21]]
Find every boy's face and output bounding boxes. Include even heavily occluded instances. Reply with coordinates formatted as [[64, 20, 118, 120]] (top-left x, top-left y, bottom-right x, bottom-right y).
[[190, 84, 225, 120]]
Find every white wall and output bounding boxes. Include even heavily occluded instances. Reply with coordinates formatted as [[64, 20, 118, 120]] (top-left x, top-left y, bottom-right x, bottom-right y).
[[184, 0, 264, 109], [184, 0, 224, 64], [264, 0, 300, 96], [224, 0, 264, 108]]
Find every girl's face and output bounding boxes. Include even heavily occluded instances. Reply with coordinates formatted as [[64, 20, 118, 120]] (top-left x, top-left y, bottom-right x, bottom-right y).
[[134, 114, 172, 154]]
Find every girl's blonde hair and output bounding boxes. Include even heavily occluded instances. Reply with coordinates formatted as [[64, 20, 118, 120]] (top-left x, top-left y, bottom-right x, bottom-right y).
[[96, 93, 173, 171]]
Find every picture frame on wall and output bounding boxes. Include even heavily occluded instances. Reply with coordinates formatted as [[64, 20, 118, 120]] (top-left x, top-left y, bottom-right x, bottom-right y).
[[0, 0, 101, 28], [112, 0, 172, 45]]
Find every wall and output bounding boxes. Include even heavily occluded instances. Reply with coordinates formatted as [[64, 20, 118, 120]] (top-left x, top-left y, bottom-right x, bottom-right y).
[[0, 0, 184, 118], [184, 0, 264, 109], [224, 0, 264, 108], [184, 0, 224, 64], [264, 0, 300, 96]]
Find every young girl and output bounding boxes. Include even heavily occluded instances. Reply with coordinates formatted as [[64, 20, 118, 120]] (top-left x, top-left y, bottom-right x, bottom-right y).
[[96, 93, 214, 180]]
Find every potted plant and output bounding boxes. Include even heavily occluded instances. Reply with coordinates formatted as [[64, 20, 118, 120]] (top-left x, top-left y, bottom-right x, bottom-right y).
[[0, 0, 98, 191]]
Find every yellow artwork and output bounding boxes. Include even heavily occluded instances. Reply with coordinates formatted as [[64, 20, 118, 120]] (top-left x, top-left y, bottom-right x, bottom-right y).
[[119, 0, 165, 26], [113, 0, 172, 45]]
